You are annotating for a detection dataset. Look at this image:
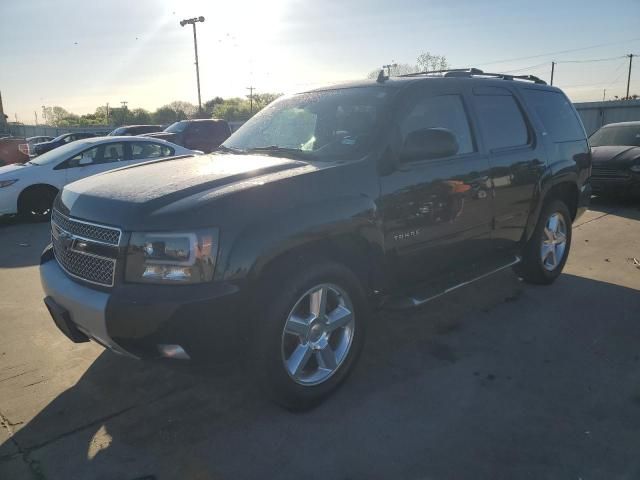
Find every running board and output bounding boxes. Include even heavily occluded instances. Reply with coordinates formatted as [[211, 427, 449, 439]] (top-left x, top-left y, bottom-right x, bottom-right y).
[[384, 256, 521, 309]]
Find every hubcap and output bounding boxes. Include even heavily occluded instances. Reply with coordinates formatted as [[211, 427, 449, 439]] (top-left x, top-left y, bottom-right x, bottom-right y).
[[540, 212, 567, 271], [281, 283, 355, 386]]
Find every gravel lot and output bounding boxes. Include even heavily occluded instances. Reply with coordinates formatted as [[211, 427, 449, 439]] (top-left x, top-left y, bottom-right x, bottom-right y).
[[1, 198, 639, 480]]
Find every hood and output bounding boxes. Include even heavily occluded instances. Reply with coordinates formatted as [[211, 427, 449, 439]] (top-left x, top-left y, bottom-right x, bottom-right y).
[[0, 162, 32, 177], [591, 145, 640, 165], [59, 153, 317, 229], [142, 132, 177, 141]]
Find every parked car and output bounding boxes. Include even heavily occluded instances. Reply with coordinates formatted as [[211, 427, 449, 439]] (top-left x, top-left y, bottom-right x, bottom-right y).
[[0, 137, 29, 165], [0, 136, 198, 218], [589, 121, 640, 197], [18, 136, 55, 157], [108, 125, 163, 136], [40, 70, 591, 410], [143, 119, 231, 153], [31, 132, 96, 156]]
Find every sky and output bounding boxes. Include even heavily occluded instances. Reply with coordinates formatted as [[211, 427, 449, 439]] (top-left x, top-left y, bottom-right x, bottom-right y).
[[1, 0, 640, 123]]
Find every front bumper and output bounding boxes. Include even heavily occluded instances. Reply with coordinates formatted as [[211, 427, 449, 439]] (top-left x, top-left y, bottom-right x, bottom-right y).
[[40, 246, 245, 360], [591, 173, 640, 196], [0, 184, 19, 216]]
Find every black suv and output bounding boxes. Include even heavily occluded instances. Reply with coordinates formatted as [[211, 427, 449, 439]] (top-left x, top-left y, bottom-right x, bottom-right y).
[[143, 119, 231, 153], [40, 69, 591, 409], [31, 132, 95, 155]]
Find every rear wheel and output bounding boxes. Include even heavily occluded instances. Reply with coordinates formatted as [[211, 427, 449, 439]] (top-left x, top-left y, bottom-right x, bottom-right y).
[[515, 199, 572, 285], [18, 186, 58, 221], [253, 261, 367, 410]]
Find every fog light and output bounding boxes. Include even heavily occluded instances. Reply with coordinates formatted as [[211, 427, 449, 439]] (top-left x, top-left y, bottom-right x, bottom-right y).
[[157, 344, 190, 360]]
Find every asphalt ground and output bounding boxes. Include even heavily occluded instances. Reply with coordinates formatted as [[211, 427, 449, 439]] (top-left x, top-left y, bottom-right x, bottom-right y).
[[0, 197, 639, 480]]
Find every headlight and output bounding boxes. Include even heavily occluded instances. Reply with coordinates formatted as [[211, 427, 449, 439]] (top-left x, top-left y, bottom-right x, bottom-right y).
[[630, 164, 640, 173], [0, 179, 18, 188], [125, 229, 218, 284]]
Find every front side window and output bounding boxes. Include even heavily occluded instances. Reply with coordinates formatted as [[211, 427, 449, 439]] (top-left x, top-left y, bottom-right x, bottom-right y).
[[131, 142, 174, 160], [589, 125, 640, 147], [223, 87, 392, 161], [474, 94, 529, 150], [400, 94, 475, 156], [523, 90, 584, 143]]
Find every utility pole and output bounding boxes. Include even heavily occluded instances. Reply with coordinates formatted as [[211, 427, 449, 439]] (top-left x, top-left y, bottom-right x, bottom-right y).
[[603, 89, 606, 101], [106, 102, 110, 125], [180, 16, 205, 112], [120, 101, 128, 109], [626, 54, 634, 100], [550, 61, 556, 86], [246, 86, 254, 114], [34, 111, 38, 125]]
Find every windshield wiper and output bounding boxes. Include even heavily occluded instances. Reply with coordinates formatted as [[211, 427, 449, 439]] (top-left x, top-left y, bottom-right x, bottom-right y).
[[215, 145, 246, 154], [246, 146, 315, 159]]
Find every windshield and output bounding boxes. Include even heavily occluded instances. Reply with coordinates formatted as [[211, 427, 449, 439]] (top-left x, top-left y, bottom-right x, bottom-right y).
[[109, 127, 127, 136], [29, 141, 87, 165], [165, 121, 188, 133], [50, 134, 69, 143], [223, 87, 392, 161], [590, 125, 640, 147]]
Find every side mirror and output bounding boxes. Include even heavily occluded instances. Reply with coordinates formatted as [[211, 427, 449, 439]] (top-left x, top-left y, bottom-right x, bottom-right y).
[[401, 128, 459, 162], [78, 153, 93, 166]]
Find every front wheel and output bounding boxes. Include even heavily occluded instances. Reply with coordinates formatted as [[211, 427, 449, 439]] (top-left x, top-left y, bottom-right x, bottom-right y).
[[253, 261, 367, 410], [515, 199, 572, 285]]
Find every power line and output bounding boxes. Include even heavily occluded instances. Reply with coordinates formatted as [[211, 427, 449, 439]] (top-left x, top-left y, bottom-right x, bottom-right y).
[[468, 36, 640, 67], [556, 55, 627, 64]]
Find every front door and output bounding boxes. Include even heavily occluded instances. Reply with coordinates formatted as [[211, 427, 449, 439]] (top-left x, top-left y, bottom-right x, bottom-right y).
[[379, 86, 494, 290], [63, 142, 129, 184]]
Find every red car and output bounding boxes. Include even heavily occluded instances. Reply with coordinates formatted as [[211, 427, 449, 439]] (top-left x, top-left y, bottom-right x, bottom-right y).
[[0, 137, 29, 166]]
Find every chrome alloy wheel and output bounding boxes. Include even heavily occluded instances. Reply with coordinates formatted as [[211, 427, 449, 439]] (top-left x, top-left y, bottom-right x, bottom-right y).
[[281, 283, 355, 386], [540, 212, 567, 271]]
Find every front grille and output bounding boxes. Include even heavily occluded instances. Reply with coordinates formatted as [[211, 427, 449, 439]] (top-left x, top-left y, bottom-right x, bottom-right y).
[[52, 209, 121, 246], [51, 211, 119, 287], [591, 166, 630, 180]]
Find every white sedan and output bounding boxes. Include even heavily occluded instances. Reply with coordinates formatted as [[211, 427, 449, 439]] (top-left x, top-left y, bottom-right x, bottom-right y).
[[0, 136, 198, 218]]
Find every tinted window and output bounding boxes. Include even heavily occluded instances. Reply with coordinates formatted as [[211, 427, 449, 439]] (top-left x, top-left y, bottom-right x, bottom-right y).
[[589, 125, 640, 147], [400, 94, 475, 155], [131, 142, 174, 159], [101, 143, 125, 163], [524, 90, 584, 142], [474, 95, 529, 150]]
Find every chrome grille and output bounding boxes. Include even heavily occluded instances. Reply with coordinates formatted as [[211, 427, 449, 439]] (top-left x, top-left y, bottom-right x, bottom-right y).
[[591, 166, 630, 180], [51, 212, 119, 287], [52, 209, 121, 246]]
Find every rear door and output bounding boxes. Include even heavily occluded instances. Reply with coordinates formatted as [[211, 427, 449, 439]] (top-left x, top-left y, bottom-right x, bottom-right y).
[[128, 141, 176, 164], [469, 86, 547, 252], [379, 84, 494, 288]]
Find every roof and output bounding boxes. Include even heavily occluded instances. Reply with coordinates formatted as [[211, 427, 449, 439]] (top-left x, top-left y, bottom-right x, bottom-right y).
[[77, 136, 175, 145], [301, 71, 560, 95]]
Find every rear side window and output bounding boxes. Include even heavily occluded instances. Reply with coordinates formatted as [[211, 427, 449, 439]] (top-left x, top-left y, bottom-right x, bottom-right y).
[[130, 142, 174, 159], [523, 90, 584, 142], [473, 95, 529, 150], [401, 94, 475, 155]]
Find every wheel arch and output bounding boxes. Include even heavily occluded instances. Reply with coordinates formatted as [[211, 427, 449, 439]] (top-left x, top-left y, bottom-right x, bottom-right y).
[[17, 183, 59, 213]]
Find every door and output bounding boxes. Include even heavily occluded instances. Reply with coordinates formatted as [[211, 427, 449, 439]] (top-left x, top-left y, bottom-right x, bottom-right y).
[[379, 87, 494, 288], [470, 86, 546, 251], [128, 141, 176, 164], [63, 142, 129, 184]]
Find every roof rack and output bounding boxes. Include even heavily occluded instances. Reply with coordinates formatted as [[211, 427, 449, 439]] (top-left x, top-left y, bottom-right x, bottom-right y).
[[398, 68, 547, 85]]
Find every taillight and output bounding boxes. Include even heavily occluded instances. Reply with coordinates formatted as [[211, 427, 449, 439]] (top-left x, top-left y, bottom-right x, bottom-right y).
[[18, 144, 29, 156]]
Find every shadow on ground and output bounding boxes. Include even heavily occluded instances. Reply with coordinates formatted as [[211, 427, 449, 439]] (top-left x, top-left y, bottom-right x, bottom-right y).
[[2, 273, 640, 480], [0, 219, 50, 268]]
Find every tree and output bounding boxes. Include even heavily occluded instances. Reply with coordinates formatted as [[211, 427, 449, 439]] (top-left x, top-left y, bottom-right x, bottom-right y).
[[152, 105, 179, 125], [367, 52, 449, 78], [130, 108, 152, 124], [169, 101, 197, 119], [212, 97, 253, 121]]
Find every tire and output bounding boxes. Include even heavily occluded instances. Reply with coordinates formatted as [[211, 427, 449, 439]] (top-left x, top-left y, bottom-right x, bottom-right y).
[[253, 260, 368, 411], [515, 199, 572, 285], [18, 186, 58, 221]]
